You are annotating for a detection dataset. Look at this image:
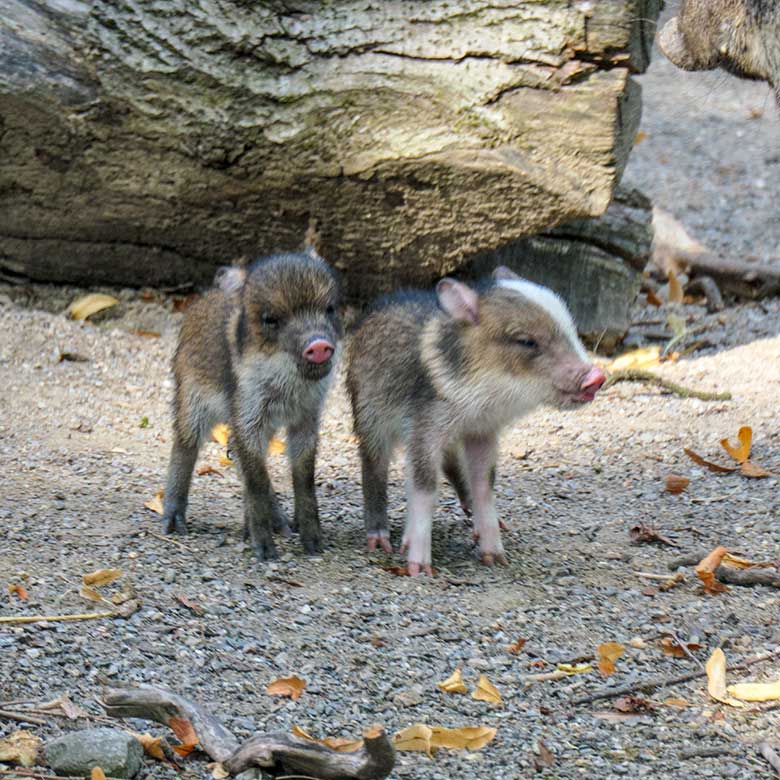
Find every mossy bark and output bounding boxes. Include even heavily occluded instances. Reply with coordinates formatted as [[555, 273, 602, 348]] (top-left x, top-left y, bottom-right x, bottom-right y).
[[0, 0, 662, 296]]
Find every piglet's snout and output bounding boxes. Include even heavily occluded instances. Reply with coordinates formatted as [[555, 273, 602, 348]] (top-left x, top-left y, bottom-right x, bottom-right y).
[[303, 338, 335, 365], [575, 366, 606, 402]]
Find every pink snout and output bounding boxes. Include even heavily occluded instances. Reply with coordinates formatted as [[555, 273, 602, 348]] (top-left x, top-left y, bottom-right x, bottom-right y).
[[303, 338, 334, 365], [575, 366, 606, 402]]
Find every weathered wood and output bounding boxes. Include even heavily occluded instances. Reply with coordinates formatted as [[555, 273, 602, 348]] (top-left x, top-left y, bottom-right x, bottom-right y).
[[101, 684, 395, 779], [0, 1, 662, 296]]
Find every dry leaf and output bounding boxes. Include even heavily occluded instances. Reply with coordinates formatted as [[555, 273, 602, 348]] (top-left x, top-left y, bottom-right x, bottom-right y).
[[471, 674, 502, 704], [705, 648, 744, 708], [437, 668, 468, 694], [696, 546, 730, 594], [169, 716, 199, 747], [683, 448, 737, 474], [608, 346, 661, 372], [629, 523, 677, 547], [130, 328, 161, 339], [431, 726, 497, 751], [720, 426, 752, 464], [393, 724, 433, 756], [664, 474, 690, 494], [267, 436, 286, 455], [79, 584, 107, 603], [597, 642, 625, 677], [659, 572, 686, 592], [91, 768, 106, 780], [266, 676, 306, 701], [659, 637, 701, 658], [721, 552, 778, 570], [129, 731, 166, 760], [646, 289, 663, 307], [634, 130, 648, 145], [0, 730, 42, 767], [83, 568, 123, 587], [614, 695, 656, 713], [172, 743, 197, 757], [667, 270, 684, 304], [556, 663, 592, 675], [211, 424, 230, 446], [144, 490, 165, 515], [663, 698, 690, 708], [172, 293, 200, 313], [726, 680, 780, 702], [291, 726, 363, 753], [507, 637, 527, 654], [196, 466, 224, 478], [210, 763, 230, 779], [67, 293, 119, 321], [174, 593, 204, 616], [38, 694, 89, 720], [740, 461, 771, 478], [218, 454, 234, 467], [534, 740, 555, 769], [8, 583, 28, 600]]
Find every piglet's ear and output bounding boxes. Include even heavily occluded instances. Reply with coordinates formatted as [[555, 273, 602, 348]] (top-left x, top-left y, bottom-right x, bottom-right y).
[[493, 265, 521, 282], [214, 265, 246, 295], [436, 278, 479, 325]]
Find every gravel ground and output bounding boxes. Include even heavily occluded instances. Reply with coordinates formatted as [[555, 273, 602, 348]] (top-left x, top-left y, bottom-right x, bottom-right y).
[[2, 10, 780, 780]]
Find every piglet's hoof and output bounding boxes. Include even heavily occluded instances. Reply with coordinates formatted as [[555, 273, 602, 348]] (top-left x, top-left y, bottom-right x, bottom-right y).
[[480, 552, 508, 567], [162, 512, 187, 536], [408, 561, 435, 577], [367, 533, 393, 554], [252, 540, 279, 561]]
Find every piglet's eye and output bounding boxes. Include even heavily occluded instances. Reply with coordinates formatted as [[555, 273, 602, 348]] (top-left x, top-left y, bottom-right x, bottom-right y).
[[516, 336, 538, 350], [326, 305, 336, 315], [261, 314, 279, 327]]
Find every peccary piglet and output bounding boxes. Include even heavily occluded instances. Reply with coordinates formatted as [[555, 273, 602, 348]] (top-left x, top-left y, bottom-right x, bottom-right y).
[[163, 251, 342, 560], [346, 267, 604, 575]]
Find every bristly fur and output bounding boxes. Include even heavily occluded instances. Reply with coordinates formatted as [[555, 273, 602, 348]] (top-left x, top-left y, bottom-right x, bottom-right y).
[[163, 251, 342, 561]]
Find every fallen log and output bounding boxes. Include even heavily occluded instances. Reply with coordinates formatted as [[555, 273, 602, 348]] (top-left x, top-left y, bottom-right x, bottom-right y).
[[101, 684, 395, 780]]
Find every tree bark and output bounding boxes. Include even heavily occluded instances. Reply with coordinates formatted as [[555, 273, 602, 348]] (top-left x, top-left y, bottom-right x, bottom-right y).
[[0, 1, 662, 297]]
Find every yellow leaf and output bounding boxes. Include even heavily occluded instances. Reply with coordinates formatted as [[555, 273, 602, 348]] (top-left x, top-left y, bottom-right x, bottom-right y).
[[431, 726, 497, 751], [667, 270, 684, 304], [82, 568, 123, 587], [726, 680, 780, 702], [597, 642, 625, 677], [7, 583, 28, 600], [437, 668, 468, 694], [91, 769, 106, 780], [471, 674, 502, 704], [608, 346, 661, 372], [556, 663, 592, 675], [291, 725, 363, 753], [144, 490, 165, 515], [695, 546, 730, 594], [67, 293, 119, 321], [0, 730, 42, 768], [78, 584, 106, 603], [218, 454, 234, 467], [211, 424, 230, 446], [266, 676, 306, 701], [268, 436, 286, 456], [720, 426, 752, 464], [128, 732, 166, 761], [393, 724, 433, 756], [705, 649, 744, 708]]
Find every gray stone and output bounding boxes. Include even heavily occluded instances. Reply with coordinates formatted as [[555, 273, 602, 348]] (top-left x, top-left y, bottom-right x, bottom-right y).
[[45, 728, 143, 778]]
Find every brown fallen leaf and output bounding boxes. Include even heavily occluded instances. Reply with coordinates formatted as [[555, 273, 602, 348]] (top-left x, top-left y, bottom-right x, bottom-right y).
[[614, 695, 656, 713], [659, 636, 702, 658], [533, 740, 555, 769], [471, 674, 502, 704], [174, 593, 204, 616], [0, 730, 42, 767], [507, 637, 527, 654], [629, 522, 677, 547], [740, 461, 771, 478], [721, 552, 779, 570], [38, 693, 90, 720], [168, 716, 198, 756], [696, 546, 730, 594], [67, 293, 119, 321], [196, 466, 224, 478], [129, 732, 166, 761], [646, 289, 663, 307], [144, 490, 165, 515], [83, 568, 123, 587], [727, 679, 780, 702], [291, 725, 364, 753], [8, 583, 28, 600], [720, 426, 752, 464], [667, 270, 684, 304], [683, 448, 737, 474], [129, 329, 161, 339], [266, 676, 306, 701], [664, 474, 690, 494], [211, 424, 230, 447], [705, 648, 744, 708], [91, 768, 107, 780], [597, 642, 625, 677], [79, 584, 108, 604], [430, 725, 497, 751], [663, 698, 690, 708], [393, 724, 433, 756], [437, 668, 468, 694]]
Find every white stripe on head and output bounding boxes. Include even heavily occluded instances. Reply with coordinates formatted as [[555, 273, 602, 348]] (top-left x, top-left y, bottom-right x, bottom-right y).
[[497, 279, 587, 359]]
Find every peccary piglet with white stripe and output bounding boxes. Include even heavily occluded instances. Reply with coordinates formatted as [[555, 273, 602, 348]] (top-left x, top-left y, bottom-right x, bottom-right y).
[[163, 251, 342, 560], [346, 267, 604, 575]]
